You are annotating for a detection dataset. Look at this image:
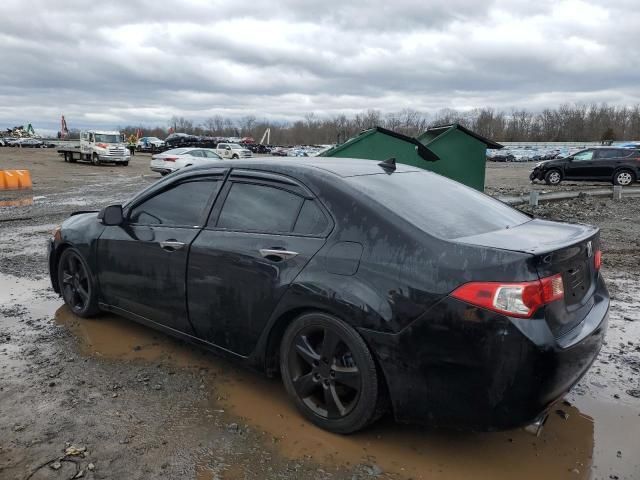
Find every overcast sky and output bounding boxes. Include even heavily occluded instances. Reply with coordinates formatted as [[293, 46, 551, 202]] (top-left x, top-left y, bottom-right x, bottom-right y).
[[1, 0, 638, 132]]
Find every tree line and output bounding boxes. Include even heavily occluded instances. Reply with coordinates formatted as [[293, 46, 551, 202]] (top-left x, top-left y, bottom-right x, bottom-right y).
[[116, 103, 640, 145]]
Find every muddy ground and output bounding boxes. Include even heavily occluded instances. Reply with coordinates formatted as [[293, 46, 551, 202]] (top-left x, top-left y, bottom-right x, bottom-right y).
[[1, 148, 639, 480]]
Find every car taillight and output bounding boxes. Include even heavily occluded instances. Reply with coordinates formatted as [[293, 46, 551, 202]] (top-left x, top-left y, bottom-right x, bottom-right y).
[[594, 249, 602, 270], [450, 274, 564, 318], [164, 157, 177, 162]]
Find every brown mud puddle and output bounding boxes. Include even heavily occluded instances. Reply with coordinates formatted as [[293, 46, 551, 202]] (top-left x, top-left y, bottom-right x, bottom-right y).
[[52, 306, 640, 480]]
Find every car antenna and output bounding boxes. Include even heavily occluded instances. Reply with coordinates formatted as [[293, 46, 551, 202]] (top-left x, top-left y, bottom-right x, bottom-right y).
[[378, 157, 396, 173]]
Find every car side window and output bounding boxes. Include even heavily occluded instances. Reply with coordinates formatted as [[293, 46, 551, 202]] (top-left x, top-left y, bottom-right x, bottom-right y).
[[216, 182, 304, 233], [596, 149, 620, 159], [203, 150, 220, 159], [189, 150, 204, 158], [129, 179, 219, 226], [573, 150, 594, 161], [293, 200, 329, 235]]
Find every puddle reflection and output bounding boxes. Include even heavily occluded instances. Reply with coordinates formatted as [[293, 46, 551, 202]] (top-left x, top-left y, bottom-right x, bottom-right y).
[[55, 306, 596, 479]]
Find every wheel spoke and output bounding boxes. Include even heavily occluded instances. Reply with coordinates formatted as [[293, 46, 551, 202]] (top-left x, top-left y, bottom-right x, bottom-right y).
[[62, 272, 73, 284], [292, 372, 318, 398], [324, 384, 346, 417], [67, 257, 77, 274], [71, 290, 83, 309], [294, 335, 320, 366], [321, 328, 341, 361], [76, 283, 89, 301], [332, 366, 360, 391]]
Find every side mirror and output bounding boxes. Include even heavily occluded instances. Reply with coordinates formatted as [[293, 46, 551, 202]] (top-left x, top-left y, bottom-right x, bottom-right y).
[[98, 204, 124, 226]]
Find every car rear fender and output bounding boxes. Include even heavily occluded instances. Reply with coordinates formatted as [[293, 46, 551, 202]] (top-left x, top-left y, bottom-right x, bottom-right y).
[[252, 268, 392, 373]]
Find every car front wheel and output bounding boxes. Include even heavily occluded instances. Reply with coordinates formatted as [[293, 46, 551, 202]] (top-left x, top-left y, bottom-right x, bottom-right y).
[[544, 169, 562, 185], [613, 169, 635, 186], [57, 248, 100, 317], [280, 312, 383, 434]]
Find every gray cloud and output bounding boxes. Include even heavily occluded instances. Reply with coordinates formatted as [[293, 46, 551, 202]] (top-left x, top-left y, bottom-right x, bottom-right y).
[[0, 0, 638, 132]]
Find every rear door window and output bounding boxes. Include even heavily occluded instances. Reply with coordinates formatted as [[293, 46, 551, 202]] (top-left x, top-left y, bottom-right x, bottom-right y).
[[596, 149, 622, 159], [216, 183, 304, 233], [348, 171, 530, 240], [129, 179, 220, 226]]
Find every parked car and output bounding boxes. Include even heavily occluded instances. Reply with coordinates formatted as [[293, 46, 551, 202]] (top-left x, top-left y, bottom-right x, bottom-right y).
[[164, 133, 200, 148], [215, 143, 252, 159], [49, 158, 608, 434], [150, 148, 222, 175], [530, 147, 640, 186], [247, 143, 271, 154], [136, 137, 165, 150]]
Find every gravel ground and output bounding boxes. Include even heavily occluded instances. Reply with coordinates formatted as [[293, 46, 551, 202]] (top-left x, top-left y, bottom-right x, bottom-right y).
[[1, 149, 639, 480]]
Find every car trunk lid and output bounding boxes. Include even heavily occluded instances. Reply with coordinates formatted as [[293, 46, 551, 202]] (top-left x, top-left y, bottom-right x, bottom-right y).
[[455, 219, 600, 337]]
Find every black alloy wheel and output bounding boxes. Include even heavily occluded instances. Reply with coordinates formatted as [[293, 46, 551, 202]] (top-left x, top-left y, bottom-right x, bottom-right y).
[[58, 248, 99, 317], [280, 312, 383, 433]]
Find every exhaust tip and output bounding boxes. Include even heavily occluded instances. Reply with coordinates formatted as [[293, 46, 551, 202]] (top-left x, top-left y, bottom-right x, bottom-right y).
[[524, 413, 548, 437]]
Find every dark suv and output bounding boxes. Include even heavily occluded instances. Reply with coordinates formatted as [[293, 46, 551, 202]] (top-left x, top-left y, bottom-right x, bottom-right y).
[[530, 147, 640, 186]]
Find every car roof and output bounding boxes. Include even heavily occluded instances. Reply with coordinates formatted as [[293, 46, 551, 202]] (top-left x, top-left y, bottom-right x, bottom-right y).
[[187, 156, 422, 178]]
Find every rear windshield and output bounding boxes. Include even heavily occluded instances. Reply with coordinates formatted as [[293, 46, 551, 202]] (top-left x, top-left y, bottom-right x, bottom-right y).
[[347, 171, 530, 239]]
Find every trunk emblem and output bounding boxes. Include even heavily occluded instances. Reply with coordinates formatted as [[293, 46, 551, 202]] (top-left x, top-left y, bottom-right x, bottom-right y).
[[586, 241, 593, 258]]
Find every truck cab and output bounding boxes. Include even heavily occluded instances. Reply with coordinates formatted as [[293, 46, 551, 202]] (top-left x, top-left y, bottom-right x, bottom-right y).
[[80, 130, 130, 165]]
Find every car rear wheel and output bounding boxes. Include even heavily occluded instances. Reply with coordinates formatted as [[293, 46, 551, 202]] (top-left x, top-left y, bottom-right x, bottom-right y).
[[613, 169, 635, 186], [544, 169, 562, 185], [280, 312, 382, 434], [57, 248, 100, 317]]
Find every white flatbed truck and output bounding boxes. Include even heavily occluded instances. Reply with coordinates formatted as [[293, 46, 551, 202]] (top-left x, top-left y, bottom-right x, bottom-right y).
[[57, 130, 130, 166]]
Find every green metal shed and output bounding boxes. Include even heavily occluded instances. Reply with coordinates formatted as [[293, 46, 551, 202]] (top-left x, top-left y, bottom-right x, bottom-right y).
[[416, 124, 503, 191], [320, 126, 439, 169], [321, 124, 502, 191]]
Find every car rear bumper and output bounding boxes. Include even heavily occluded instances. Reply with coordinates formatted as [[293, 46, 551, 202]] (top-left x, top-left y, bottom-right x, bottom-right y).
[[359, 274, 609, 430]]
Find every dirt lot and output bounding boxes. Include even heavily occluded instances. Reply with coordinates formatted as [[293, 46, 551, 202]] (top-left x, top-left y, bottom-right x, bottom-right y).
[[1, 148, 639, 479]]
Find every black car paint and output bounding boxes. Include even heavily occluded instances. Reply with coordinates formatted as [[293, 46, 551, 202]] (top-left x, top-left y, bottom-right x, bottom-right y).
[[531, 147, 640, 183], [49, 158, 608, 430]]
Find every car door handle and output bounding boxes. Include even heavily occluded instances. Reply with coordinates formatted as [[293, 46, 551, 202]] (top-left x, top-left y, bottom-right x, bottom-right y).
[[259, 248, 299, 261], [160, 240, 186, 251]]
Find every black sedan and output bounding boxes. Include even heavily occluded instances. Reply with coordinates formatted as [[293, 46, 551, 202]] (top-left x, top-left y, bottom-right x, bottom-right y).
[[49, 158, 609, 433], [530, 147, 640, 186]]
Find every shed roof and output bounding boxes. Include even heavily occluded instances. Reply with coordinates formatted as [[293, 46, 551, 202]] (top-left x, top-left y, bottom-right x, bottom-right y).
[[419, 123, 503, 150], [323, 126, 440, 161]]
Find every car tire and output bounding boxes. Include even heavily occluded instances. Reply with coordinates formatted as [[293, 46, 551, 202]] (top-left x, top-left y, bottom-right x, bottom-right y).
[[57, 248, 100, 317], [92, 154, 100, 166], [232, 154, 239, 159], [280, 312, 383, 434], [544, 169, 562, 185], [613, 169, 635, 186], [122, 161, 129, 167]]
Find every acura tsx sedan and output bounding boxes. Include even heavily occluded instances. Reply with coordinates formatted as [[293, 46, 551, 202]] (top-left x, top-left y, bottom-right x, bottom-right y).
[[48, 158, 609, 433]]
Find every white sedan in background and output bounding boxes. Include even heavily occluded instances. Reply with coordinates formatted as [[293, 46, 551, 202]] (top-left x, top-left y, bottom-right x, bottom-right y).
[[150, 148, 223, 176]]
